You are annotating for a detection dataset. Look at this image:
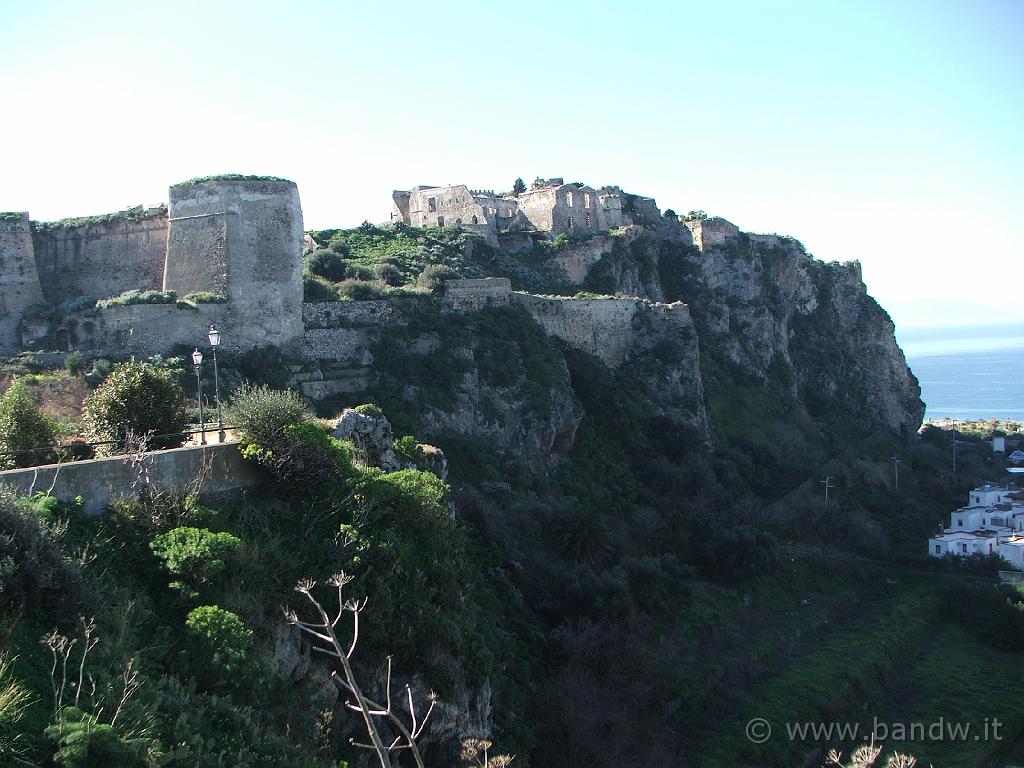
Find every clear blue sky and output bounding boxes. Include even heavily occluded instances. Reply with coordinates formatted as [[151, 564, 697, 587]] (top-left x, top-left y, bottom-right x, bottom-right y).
[[1, 0, 1021, 328]]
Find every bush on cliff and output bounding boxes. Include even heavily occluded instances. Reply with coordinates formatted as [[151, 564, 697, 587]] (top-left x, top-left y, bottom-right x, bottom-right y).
[[82, 361, 187, 453], [227, 384, 354, 487], [0, 379, 57, 468]]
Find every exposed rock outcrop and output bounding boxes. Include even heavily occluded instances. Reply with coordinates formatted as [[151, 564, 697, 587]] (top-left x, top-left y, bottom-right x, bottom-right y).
[[331, 407, 449, 479]]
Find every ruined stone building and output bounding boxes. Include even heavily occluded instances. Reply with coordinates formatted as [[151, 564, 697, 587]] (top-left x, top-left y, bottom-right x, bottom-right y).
[[390, 178, 661, 245]]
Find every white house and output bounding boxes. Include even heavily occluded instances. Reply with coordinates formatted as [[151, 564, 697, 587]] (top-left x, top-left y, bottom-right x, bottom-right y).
[[928, 483, 1024, 565]]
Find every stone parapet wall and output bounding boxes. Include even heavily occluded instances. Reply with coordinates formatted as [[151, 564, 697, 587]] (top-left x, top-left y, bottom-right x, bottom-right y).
[[442, 278, 512, 310], [0, 442, 265, 515]]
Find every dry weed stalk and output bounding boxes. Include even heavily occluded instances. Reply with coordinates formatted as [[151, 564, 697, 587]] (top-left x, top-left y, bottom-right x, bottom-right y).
[[284, 572, 436, 768]]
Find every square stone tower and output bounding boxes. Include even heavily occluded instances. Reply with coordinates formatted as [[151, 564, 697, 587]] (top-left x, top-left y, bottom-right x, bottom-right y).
[[163, 177, 304, 350]]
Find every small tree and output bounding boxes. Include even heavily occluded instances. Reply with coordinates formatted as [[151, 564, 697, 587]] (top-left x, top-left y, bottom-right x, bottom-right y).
[[417, 265, 460, 295], [0, 379, 57, 468], [150, 526, 241, 598], [82, 361, 187, 453], [512, 178, 526, 196]]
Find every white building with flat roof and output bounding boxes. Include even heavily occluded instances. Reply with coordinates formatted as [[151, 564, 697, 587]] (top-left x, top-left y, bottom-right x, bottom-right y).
[[928, 483, 1024, 564]]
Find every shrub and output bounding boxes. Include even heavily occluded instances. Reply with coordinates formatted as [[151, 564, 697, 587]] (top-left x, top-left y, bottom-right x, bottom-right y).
[[227, 385, 352, 486], [306, 248, 348, 282], [0, 485, 82, 615], [375, 263, 404, 286], [302, 274, 338, 302], [95, 289, 178, 309], [693, 525, 777, 582], [182, 292, 227, 304], [0, 379, 56, 468], [82, 361, 187, 453], [64, 351, 87, 376], [240, 420, 354, 487], [0, 653, 33, 765], [329, 239, 350, 257], [353, 403, 384, 419], [417, 264, 460, 294], [185, 605, 253, 676], [336, 279, 387, 300], [150, 527, 241, 597], [45, 707, 149, 768], [152, 676, 311, 766], [225, 384, 309, 448]]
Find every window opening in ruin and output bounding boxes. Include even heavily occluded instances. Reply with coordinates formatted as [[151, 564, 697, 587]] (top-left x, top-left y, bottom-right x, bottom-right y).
[[428, 197, 437, 212], [437, 215, 445, 227], [585, 193, 591, 208], [455, 218, 462, 226], [585, 213, 592, 227], [567, 216, 575, 230], [472, 215, 478, 224], [566, 192, 573, 207]]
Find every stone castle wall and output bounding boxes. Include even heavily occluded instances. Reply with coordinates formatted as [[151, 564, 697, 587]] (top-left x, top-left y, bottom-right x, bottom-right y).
[[301, 300, 399, 363], [682, 216, 740, 251], [32, 207, 167, 306], [60, 303, 226, 358], [164, 179, 305, 351], [512, 293, 643, 366], [0, 214, 44, 350], [442, 278, 511, 310]]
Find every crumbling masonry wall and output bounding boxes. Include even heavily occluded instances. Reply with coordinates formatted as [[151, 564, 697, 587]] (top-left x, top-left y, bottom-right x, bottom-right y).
[[32, 207, 168, 306]]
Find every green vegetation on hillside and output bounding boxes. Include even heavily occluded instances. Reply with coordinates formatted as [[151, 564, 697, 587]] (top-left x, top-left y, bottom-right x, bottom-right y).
[[171, 174, 291, 187]]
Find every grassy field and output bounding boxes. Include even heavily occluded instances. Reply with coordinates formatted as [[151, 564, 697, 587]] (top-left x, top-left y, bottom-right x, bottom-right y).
[[665, 553, 1024, 767]]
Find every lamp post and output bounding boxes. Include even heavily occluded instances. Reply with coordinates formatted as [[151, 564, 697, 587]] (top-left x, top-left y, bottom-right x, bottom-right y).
[[208, 324, 224, 443], [192, 348, 206, 446]]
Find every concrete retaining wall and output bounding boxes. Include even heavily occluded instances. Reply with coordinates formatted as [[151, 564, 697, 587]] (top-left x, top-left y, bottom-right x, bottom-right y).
[[0, 442, 265, 515]]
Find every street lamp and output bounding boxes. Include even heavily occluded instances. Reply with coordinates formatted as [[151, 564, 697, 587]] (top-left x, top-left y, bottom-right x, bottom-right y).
[[208, 324, 224, 443], [191, 348, 206, 446]]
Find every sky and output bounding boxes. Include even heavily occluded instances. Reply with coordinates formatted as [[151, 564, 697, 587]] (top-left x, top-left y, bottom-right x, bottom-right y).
[[1, 0, 1021, 330]]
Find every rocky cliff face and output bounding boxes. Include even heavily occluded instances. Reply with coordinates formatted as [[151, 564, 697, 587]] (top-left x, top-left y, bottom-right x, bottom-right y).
[[567, 222, 923, 438], [306, 217, 921, 474]]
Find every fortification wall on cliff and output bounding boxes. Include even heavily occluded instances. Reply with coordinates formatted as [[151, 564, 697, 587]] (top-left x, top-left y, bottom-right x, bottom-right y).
[[512, 293, 692, 367], [31, 207, 167, 305], [0, 214, 44, 351]]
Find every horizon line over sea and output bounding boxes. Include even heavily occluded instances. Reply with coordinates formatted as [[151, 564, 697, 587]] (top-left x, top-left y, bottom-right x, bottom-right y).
[[897, 322, 1024, 422]]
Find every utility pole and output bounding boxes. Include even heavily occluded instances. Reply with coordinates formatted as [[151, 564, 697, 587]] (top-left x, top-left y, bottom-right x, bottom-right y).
[[891, 455, 902, 490], [821, 476, 835, 514]]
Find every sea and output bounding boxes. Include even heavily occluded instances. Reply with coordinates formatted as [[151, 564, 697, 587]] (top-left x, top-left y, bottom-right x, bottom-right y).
[[897, 323, 1024, 421]]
